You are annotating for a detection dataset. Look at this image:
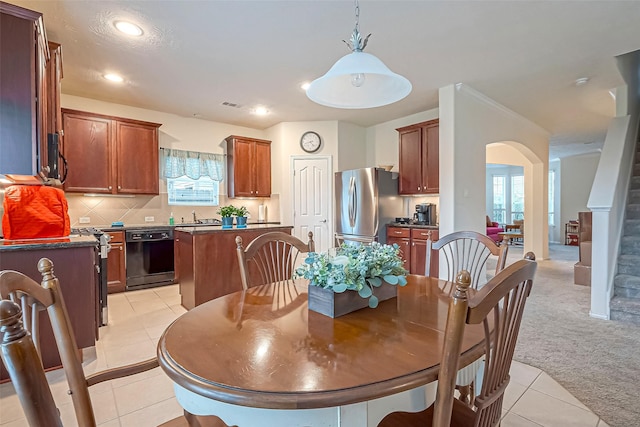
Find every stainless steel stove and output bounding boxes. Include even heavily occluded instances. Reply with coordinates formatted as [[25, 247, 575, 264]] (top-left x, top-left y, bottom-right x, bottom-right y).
[[71, 227, 110, 326]]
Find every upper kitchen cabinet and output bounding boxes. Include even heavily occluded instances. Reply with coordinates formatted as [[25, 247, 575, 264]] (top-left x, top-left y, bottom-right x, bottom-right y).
[[0, 3, 59, 176], [397, 119, 439, 195], [226, 135, 271, 198], [62, 109, 161, 195]]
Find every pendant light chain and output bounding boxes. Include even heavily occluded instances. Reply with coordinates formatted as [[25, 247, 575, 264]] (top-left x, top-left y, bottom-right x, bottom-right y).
[[345, 0, 370, 52]]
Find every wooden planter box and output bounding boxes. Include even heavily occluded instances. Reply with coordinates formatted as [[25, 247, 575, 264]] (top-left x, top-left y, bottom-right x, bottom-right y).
[[308, 282, 398, 318]]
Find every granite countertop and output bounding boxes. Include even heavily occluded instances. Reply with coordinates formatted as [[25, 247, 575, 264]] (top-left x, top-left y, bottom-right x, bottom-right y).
[[0, 235, 98, 252], [387, 222, 439, 229], [175, 223, 291, 234], [99, 221, 281, 232]]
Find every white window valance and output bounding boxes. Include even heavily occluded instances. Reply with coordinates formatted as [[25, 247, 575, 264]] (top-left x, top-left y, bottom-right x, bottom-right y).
[[161, 148, 225, 181]]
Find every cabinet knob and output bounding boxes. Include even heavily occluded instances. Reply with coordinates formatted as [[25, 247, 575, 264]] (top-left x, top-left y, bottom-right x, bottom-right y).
[[120, 246, 123, 251], [108, 186, 112, 190], [118, 185, 121, 190]]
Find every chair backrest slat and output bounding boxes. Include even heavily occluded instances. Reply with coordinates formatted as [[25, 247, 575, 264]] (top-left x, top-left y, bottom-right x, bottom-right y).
[[236, 231, 315, 289], [426, 231, 508, 288]]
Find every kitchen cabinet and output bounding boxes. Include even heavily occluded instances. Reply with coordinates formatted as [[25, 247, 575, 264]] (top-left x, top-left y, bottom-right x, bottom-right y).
[[106, 231, 126, 293], [226, 135, 271, 198], [410, 228, 439, 277], [0, 242, 97, 381], [397, 119, 439, 195], [386, 227, 412, 272], [0, 3, 51, 175], [387, 226, 439, 276], [175, 225, 292, 309], [62, 109, 161, 195]]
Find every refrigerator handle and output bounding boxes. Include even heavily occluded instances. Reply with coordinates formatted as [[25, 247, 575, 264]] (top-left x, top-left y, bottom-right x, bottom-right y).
[[348, 176, 356, 228]]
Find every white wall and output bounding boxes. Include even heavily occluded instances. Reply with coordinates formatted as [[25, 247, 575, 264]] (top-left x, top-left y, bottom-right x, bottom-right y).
[[265, 121, 338, 229], [337, 121, 367, 171], [440, 84, 550, 260], [560, 153, 600, 240]]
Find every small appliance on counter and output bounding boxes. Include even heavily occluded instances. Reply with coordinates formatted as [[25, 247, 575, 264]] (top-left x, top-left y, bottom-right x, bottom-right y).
[[414, 203, 437, 225], [394, 217, 411, 224]]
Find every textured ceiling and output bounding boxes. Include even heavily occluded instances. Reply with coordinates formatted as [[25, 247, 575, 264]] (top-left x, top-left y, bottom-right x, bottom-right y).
[[8, 0, 640, 159]]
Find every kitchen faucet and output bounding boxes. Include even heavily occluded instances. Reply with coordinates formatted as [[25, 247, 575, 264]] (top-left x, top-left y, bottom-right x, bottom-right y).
[[192, 210, 197, 223]]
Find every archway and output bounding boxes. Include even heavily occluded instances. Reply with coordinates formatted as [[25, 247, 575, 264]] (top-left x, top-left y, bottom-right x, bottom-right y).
[[487, 141, 548, 259]]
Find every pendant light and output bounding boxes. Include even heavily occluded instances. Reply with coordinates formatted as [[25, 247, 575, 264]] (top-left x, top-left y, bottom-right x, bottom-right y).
[[306, 0, 411, 109]]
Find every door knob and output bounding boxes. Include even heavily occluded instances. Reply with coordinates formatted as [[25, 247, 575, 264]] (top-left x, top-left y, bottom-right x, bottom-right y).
[[321, 219, 327, 223]]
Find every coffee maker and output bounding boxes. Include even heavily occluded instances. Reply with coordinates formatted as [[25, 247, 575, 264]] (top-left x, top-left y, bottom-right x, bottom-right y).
[[414, 203, 436, 225]]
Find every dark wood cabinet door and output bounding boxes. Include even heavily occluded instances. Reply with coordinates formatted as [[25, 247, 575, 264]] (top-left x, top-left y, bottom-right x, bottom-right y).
[[0, 7, 40, 175], [233, 138, 254, 197], [424, 124, 439, 193], [254, 140, 271, 197], [62, 111, 113, 193], [107, 238, 126, 294], [387, 236, 411, 273], [116, 121, 159, 194], [226, 136, 272, 198], [398, 128, 422, 195], [410, 238, 427, 275]]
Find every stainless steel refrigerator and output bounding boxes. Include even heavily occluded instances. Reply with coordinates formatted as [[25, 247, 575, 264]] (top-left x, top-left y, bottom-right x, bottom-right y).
[[335, 167, 403, 244]]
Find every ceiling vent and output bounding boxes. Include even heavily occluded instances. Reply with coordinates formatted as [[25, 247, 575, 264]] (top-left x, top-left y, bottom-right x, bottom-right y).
[[221, 101, 242, 108]]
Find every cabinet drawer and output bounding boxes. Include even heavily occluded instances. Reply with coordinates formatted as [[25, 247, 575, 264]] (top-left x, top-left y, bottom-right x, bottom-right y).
[[387, 227, 410, 238], [411, 228, 436, 240], [107, 231, 124, 243]]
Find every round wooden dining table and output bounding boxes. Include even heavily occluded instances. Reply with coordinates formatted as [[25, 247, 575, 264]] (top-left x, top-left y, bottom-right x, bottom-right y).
[[157, 275, 486, 427]]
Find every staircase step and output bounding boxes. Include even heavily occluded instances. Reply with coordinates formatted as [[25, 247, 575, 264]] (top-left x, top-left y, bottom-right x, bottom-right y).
[[630, 189, 640, 204], [621, 236, 640, 255], [624, 219, 640, 235], [610, 296, 640, 325], [614, 274, 640, 298], [617, 255, 640, 276], [626, 204, 640, 219], [631, 176, 640, 190]]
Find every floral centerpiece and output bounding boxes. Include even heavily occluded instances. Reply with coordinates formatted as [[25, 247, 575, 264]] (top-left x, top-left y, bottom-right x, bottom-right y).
[[295, 242, 408, 314]]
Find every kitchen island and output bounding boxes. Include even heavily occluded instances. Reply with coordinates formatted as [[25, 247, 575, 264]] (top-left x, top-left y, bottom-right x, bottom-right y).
[[174, 224, 293, 309], [0, 235, 98, 381]]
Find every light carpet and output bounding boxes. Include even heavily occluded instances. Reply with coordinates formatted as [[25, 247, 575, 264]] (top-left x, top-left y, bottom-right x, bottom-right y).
[[506, 244, 640, 427]]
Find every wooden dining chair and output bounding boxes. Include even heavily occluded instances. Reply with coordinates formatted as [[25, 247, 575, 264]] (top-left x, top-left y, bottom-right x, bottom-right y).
[[426, 230, 508, 287], [378, 252, 537, 427], [0, 258, 224, 427], [236, 231, 314, 289], [427, 231, 509, 403]]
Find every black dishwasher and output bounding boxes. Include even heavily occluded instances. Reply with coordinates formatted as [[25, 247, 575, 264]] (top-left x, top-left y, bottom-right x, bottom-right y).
[[125, 228, 175, 290]]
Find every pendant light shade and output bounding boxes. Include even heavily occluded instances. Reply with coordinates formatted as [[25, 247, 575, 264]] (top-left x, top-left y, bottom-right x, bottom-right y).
[[306, 52, 412, 109], [306, 0, 411, 109]]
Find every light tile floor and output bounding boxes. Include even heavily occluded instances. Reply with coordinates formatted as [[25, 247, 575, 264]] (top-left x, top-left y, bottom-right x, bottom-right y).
[[0, 285, 612, 427]]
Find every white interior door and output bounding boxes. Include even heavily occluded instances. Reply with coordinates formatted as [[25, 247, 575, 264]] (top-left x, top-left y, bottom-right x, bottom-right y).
[[292, 156, 331, 253]]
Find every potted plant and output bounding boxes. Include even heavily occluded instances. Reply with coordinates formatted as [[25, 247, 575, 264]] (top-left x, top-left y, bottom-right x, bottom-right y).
[[234, 205, 249, 228], [295, 242, 408, 317], [217, 205, 236, 228]]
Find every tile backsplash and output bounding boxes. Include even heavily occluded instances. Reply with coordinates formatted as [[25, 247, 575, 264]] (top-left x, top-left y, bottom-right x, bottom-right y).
[[65, 193, 280, 227]]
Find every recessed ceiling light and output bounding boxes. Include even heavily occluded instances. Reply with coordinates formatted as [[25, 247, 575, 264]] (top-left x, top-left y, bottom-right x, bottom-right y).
[[301, 82, 311, 91], [114, 20, 143, 36], [253, 106, 269, 116], [575, 77, 590, 86], [103, 73, 124, 83]]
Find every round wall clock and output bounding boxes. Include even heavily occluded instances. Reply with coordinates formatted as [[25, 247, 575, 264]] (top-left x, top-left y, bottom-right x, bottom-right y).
[[300, 131, 322, 153]]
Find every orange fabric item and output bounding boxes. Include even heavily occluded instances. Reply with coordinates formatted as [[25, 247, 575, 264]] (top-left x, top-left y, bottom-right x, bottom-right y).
[[2, 185, 71, 240]]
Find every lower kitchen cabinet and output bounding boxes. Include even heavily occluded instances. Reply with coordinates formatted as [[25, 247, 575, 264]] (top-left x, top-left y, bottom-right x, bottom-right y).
[[106, 231, 126, 293], [387, 226, 439, 276], [410, 228, 439, 277], [0, 242, 97, 381], [175, 226, 293, 309], [386, 227, 411, 272]]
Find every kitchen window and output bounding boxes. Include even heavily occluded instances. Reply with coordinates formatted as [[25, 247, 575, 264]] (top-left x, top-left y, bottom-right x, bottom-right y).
[[167, 176, 219, 206], [161, 148, 224, 206]]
